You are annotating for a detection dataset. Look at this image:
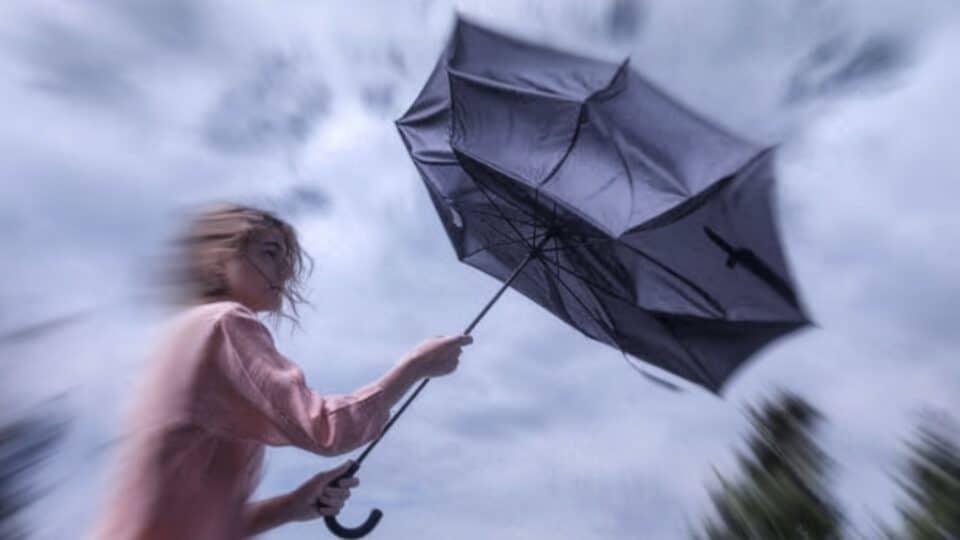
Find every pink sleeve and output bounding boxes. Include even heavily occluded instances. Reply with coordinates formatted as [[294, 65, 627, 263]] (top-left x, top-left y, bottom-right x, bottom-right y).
[[207, 306, 391, 456]]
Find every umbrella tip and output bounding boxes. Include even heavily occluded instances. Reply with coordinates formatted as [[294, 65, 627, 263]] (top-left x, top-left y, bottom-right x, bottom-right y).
[[622, 352, 684, 393], [640, 371, 684, 392]]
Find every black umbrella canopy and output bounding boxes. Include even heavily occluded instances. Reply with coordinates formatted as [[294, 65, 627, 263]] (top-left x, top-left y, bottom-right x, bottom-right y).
[[396, 17, 810, 393]]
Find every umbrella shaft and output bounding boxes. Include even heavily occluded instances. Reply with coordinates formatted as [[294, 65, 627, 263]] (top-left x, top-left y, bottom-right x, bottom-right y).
[[463, 230, 554, 335], [353, 229, 555, 467]]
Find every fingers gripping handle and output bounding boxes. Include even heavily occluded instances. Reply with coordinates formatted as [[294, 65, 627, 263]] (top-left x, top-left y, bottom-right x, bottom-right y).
[[318, 461, 383, 539]]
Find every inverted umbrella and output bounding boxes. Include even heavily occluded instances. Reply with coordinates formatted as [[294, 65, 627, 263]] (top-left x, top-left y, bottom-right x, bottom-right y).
[[322, 16, 810, 538]]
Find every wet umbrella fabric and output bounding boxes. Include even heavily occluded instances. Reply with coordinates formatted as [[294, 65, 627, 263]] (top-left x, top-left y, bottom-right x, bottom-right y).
[[395, 18, 810, 392], [321, 17, 810, 539]]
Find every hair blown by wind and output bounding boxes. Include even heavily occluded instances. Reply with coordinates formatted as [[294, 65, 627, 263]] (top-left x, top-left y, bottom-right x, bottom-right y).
[[159, 202, 315, 330]]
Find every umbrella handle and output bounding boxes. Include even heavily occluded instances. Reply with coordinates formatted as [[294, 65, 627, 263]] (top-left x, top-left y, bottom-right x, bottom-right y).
[[319, 462, 383, 539]]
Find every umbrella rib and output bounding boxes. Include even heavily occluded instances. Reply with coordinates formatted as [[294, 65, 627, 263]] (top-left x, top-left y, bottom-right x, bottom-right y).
[[461, 221, 576, 264], [482, 217, 529, 243], [466, 229, 636, 308], [533, 188, 540, 249], [531, 230, 637, 305], [609, 128, 639, 233], [538, 236, 616, 252], [461, 235, 540, 260], [580, 172, 624, 204], [526, 255, 571, 327], [618, 243, 727, 317], [654, 316, 720, 391], [534, 257, 611, 333], [410, 154, 461, 167], [461, 207, 564, 262], [544, 260, 619, 344], [467, 172, 545, 225], [492, 190, 549, 227], [553, 232, 637, 303], [464, 199, 540, 247], [461, 208, 540, 227], [474, 180, 536, 251], [537, 105, 586, 189], [475, 222, 533, 254], [459, 149, 595, 238], [548, 258, 634, 307], [545, 236, 635, 340], [547, 201, 562, 283], [559, 233, 727, 317], [540, 232, 727, 317], [552, 234, 561, 283], [461, 202, 585, 262], [604, 115, 689, 201], [457, 150, 561, 228], [560, 266, 624, 349]]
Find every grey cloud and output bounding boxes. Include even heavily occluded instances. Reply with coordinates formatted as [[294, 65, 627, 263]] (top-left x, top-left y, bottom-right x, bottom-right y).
[[96, 0, 211, 55], [387, 45, 407, 75], [445, 405, 552, 441], [282, 185, 331, 215], [12, 18, 141, 109], [360, 83, 396, 114], [858, 250, 959, 345], [605, 0, 646, 43], [248, 184, 332, 220], [339, 42, 411, 116], [787, 33, 911, 103], [205, 53, 329, 154]]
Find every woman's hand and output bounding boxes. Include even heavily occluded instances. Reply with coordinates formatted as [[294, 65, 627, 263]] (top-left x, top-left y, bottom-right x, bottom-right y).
[[284, 460, 359, 522], [375, 334, 475, 413], [404, 334, 473, 378]]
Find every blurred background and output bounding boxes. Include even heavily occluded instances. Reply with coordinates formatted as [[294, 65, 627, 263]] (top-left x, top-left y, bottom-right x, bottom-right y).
[[1, 1, 958, 538]]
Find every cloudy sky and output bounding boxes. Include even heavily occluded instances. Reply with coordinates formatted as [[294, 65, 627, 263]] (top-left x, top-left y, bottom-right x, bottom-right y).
[[1, 1, 958, 538]]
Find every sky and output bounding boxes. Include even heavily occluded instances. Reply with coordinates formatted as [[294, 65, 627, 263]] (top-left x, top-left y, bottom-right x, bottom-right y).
[[1, 1, 958, 538]]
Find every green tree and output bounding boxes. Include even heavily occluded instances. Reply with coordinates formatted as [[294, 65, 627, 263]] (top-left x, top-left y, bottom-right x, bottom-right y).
[[887, 417, 960, 540], [692, 392, 844, 540]]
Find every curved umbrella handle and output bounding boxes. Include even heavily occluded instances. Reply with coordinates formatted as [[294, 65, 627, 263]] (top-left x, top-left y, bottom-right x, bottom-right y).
[[318, 461, 384, 539]]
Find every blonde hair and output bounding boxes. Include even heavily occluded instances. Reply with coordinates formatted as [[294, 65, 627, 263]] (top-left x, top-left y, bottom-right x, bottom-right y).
[[163, 202, 314, 329]]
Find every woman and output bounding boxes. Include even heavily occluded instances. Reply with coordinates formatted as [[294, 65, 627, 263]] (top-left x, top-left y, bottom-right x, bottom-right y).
[[89, 203, 471, 539]]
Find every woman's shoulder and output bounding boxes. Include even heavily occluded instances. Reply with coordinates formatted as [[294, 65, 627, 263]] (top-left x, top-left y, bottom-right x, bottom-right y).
[[171, 300, 260, 332], [208, 300, 257, 321], [158, 301, 276, 363]]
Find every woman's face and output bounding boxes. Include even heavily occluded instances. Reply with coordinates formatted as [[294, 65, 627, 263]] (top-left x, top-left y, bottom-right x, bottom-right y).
[[222, 227, 289, 312]]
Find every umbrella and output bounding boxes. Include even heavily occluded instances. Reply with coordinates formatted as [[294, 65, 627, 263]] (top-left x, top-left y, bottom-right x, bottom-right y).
[[321, 16, 810, 538]]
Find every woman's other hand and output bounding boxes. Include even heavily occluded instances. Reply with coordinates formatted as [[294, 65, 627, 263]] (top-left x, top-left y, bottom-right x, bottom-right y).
[[404, 334, 473, 378], [284, 460, 359, 521]]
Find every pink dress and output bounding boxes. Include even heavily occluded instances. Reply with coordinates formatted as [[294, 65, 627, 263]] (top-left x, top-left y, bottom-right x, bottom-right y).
[[88, 300, 391, 540]]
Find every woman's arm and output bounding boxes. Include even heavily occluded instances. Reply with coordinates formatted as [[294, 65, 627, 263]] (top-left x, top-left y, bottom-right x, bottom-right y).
[[239, 353, 461, 537], [374, 355, 425, 408], [207, 306, 470, 455], [243, 460, 358, 537], [209, 308, 394, 455], [243, 494, 293, 537]]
